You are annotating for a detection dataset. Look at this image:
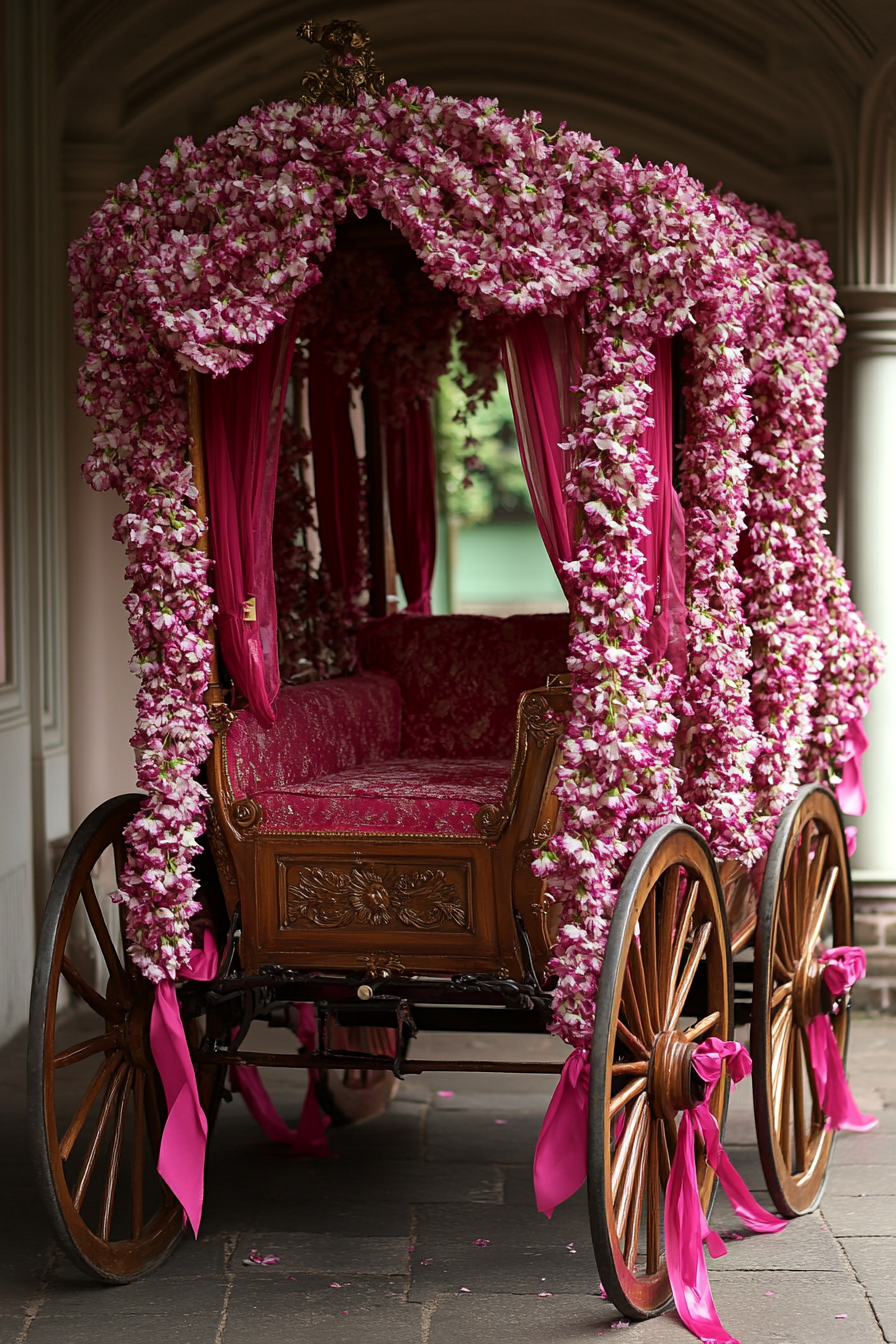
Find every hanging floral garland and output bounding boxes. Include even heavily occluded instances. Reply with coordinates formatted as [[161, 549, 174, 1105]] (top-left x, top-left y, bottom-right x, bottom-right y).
[[70, 84, 879, 1027]]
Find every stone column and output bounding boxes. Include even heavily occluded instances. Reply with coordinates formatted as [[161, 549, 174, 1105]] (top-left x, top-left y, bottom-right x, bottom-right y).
[[841, 293, 896, 878], [839, 52, 896, 1005]]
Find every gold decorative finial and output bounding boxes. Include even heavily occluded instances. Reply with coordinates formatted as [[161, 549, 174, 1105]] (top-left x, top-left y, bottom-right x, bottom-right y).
[[297, 20, 386, 107]]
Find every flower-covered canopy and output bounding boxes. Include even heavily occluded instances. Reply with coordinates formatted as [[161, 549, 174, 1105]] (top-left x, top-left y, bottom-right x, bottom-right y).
[[71, 75, 881, 1046]]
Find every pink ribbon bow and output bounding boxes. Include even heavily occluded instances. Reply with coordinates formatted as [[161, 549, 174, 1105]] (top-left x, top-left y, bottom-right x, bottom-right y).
[[149, 928, 219, 1236], [804, 947, 877, 1133], [666, 1038, 786, 1344], [533, 1048, 590, 1217]]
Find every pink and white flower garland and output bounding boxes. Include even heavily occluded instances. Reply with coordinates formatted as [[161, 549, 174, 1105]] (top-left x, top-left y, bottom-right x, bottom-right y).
[[70, 85, 879, 1041]]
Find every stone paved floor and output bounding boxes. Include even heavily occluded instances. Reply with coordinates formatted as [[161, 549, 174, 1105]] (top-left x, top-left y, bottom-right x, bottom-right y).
[[1, 1017, 893, 1344]]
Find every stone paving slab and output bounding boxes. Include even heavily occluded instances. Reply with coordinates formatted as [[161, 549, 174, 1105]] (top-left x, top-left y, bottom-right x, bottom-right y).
[[222, 1279, 421, 1344], [821, 1195, 896, 1237]]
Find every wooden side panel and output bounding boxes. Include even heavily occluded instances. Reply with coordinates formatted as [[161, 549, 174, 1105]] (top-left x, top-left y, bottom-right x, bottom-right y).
[[240, 834, 516, 976]]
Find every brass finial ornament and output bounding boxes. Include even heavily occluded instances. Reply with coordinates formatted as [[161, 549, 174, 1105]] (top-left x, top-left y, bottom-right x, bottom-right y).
[[297, 20, 386, 107]]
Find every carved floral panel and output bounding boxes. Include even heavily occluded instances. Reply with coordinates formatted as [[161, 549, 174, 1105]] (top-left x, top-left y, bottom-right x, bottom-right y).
[[280, 859, 472, 932]]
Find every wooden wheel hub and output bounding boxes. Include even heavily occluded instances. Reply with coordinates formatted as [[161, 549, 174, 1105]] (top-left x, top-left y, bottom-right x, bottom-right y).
[[791, 953, 833, 1029], [647, 1029, 705, 1121]]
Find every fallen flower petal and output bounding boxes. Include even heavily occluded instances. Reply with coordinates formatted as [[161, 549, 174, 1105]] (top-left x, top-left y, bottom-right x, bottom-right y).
[[437, 1090, 455, 1098], [329, 1282, 351, 1288], [610, 1322, 630, 1330], [537, 1292, 553, 1297], [459, 1287, 471, 1293], [420, 1259, 433, 1266], [764, 1292, 777, 1297], [472, 1239, 490, 1247], [835, 1315, 848, 1320], [495, 1118, 508, 1125], [566, 1242, 576, 1253]]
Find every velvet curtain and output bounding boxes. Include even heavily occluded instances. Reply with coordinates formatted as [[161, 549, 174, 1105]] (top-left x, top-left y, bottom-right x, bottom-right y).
[[308, 342, 363, 596], [385, 402, 437, 615], [503, 317, 686, 672], [203, 310, 299, 726]]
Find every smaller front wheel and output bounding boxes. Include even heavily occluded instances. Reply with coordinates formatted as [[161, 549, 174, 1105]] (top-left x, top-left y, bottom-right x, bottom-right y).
[[752, 784, 852, 1216], [589, 824, 733, 1319]]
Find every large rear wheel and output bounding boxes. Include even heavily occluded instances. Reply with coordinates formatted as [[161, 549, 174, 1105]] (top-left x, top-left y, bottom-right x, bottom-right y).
[[589, 824, 733, 1318], [28, 795, 223, 1282]]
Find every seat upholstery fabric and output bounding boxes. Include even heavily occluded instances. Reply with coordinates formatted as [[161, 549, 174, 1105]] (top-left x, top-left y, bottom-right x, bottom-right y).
[[361, 612, 569, 758], [228, 672, 401, 798], [253, 757, 511, 835]]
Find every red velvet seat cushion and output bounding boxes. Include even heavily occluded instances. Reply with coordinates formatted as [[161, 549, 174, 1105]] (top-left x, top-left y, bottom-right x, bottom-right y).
[[254, 757, 511, 836], [361, 613, 569, 758], [228, 672, 402, 798]]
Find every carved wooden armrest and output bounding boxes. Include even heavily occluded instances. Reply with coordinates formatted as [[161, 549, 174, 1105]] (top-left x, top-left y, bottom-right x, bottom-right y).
[[473, 682, 570, 843]]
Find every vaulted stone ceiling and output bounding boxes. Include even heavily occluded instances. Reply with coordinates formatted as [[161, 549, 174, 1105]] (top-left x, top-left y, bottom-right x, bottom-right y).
[[57, 0, 896, 275]]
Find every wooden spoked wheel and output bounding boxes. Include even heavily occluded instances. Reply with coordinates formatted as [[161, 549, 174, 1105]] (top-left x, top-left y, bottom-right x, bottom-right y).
[[752, 784, 852, 1217], [589, 824, 732, 1319], [28, 795, 222, 1282]]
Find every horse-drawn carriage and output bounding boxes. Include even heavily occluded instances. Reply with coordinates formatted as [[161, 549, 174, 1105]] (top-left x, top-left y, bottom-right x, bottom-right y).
[[29, 21, 880, 1334]]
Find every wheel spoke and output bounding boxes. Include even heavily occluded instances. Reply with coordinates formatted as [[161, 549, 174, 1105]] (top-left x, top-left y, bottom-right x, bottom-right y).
[[774, 951, 793, 983], [59, 1050, 123, 1161], [615, 1019, 650, 1061], [799, 1024, 824, 1126], [804, 866, 838, 954], [98, 1068, 132, 1240], [54, 1032, 118, 1069], [666, 881, 700, 1021], [802, 833, 829, 944], [612, 1060, 649, 1076], [684, 1011, 720, 1042], [622, 966, 650, 1048], [791, 825, 813, 956], [665, 921, 712, 1028], [656, 865, 679, 1023], [778, 1031, 794, 1167], [61, 955, 122, 1022], [144, 1070, 164, 1152], [72, 1063, 128, 1213], [646, 1121, 662, 1274], [792, 1028, 807, 1174], [612, 1094, 648, 1224], [131, 1069, 146, 1238], [770, 1000, 793, 1113], [627, 937, 656, 1041], [770, 982, 792, 1009], [81, 877, 128, 1000], [639, 889, 661, 1040], [624, 1119, 649, 1268], [609, 1076, 647, 1120]]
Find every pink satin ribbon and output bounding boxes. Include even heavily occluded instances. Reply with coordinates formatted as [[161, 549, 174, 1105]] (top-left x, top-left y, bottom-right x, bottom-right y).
[[149, 928, 219, 1236], [533, 1048, 590, 1216], [230, 1003, 331, 1156], [666, 1039, 786, 1344], [835, 717, 869, 817], [804, 947, 878, 1133]]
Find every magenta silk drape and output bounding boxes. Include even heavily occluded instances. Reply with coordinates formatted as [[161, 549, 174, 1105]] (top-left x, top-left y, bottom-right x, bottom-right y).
[[386, 402, 437, 614], [640, 339, 687, 675], [308, 342, 362, 595], [502, 312, 580, 577], [203, 311, 299, 726], [503, 318, 686, 673]]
